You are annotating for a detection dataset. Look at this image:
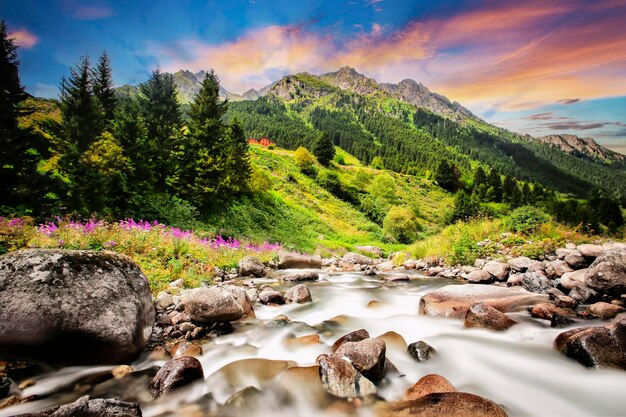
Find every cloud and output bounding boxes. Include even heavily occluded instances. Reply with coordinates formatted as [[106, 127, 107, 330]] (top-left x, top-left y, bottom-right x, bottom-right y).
[[557, 98, 581, 105], [32, 83, 59, 98], [543, 120, 626, 130], [72, 5, 114, 20], [10, 28, 39, 48]]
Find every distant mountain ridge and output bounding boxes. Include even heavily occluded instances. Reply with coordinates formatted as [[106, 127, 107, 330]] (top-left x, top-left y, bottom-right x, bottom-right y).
[[535, 134, 625, 165]]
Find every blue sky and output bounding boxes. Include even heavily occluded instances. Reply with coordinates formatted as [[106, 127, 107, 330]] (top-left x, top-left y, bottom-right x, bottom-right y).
[[3, 0, 626, 153]]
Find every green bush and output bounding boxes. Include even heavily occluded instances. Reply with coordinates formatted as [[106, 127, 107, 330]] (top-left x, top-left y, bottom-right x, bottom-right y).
[[383, 206, 419, 244], [316, 170, 342, 194], [334, 154, 346, 165], [506, 206, 551, 233]]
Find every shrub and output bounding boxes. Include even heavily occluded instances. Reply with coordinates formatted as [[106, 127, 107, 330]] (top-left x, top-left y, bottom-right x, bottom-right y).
[[334, 153, 346, 165], [506, 206, 551, 233], [250, 164, 272, 193], [294, 146, 316, 176], [316, 170, 341, 194], [383, 206, 419, 244]]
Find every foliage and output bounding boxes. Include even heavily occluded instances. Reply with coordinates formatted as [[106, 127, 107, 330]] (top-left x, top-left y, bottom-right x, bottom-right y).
[[294, 146, 317, 175], [314, 132, 335, 166], [434, 160, 461, 192], [506, 206, 551, 233], [451, 190, 481, 222], [383, 206, 419, 244]]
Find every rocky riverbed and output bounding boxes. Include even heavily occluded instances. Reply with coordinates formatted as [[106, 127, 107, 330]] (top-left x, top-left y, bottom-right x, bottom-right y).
[[1, 243, 626, 416]]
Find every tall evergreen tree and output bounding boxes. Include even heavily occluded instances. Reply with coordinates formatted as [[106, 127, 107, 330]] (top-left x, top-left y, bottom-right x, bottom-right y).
[[138, 68, 181, 191], [473, 166, 487, 187], [93, 51, 116, 122], [314, 132, 335, 166], [434, 160, 461, 192], [228, 117, 251, 193], [502, 175, 516, 202], [487, 168, 503, 202]]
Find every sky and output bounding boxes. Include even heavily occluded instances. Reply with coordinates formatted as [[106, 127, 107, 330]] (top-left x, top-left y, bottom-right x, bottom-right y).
[[2, 0, 626, 154]]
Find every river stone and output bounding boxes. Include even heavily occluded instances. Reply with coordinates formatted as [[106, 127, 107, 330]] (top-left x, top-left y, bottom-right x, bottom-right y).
[[546, 260, 574, 278], [464, 303, 518, 331], [554, 294, 578, 309], [155, 291, 174, 310], [530, 303, 576, 321], [316, 354, 377, 398], [403, 374, 455, 401], [171, 341, 202, 358], [335, 338, 386, 382], [482, 261, 510, 281], [407, 341, 436, 362], [556, 248, 579, 260], [0, 249, 154, 365], [527, 261, 546, 273], [149, 356, 204, 397], [520, 272, 554, 294], [378, 392, 509, 417], [508, 257, 533, 272], [577, 244, 604, 259], [569, 285, 598, 304], [222, 285, 255, 319], [466, 270, 492, 283], [285, 284, 313, 303], [238, 256, 267, 277], [15, 396, 142, 417], [584, 249, 626, 295], [587, 302, 626, 320], [332, 329, 370, 352], [281, 271, 319, 282], [180, 287, 244, 322], [560, 269, 587, 290], [343, 252, 374, 265], [564, 253, 587, 269], [0, 376, 10, 399], [419, 284, 550, 319], [259, 288, 286, 305], [278, 252, 322, 269]]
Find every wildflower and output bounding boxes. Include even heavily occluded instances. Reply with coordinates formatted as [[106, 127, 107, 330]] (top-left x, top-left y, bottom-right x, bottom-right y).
[[104, 240, 116, 248], [8, 218, 24, 227], [38, 222, 59, 236]]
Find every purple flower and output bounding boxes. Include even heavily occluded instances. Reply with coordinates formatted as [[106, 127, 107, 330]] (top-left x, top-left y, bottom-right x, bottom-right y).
[[58, 239, 65, 246], [38, 222, 59, 236], [8, 218, 24, 227], [104, 240, 116, 248]]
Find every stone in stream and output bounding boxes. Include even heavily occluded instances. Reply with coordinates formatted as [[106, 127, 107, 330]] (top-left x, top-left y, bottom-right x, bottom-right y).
[[545, 260, 574, 278], [407, 341, 436, 362], [224, 386, 265, 410], [238, 256, 268, 277], [222, 285, 256, 319], [520, 272, 554, 294], [0, 249, 155, 365], [554, 314, 626, 370], [281, 271, 320, 282], [564, 253, 587, 269], [316, 354, 377, 398], [529, 303, 576, 321], [577, 244, 604, 259], [568, 285, 598, 304], [560, 269, 587, 290], [285, 284, 313, 303], [278, 252, 322, 269], [179, 287, 244, 322], [419, 284, 550, 319], [482, 261, 510, 281], [0, 376, 10, 399], [335, 338, 387, 382], [586, 302, 626, 320], [259, 288, 286, 305], [403, 374, 456, 401], [171, 341, 202, 358], [149, 356, 204, 398], [377, 392, 509, 417], [466, 269, 493, 283], [584, 249, 626, 295], [15, 396, 142, 417], [343, 252, 374, 265], [464, 303, 518, 331], [331, 329, 370, 352], [507, 256, 533, 272]]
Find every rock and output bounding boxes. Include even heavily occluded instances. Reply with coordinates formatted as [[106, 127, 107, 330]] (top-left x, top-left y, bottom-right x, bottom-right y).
[[356, 246, 384, 257], [15, 396, 142, 417], [464, 303, 518, 331], [564, 253, 587, 269], [171, 341, 202, 358], [407, 341, 436, 362], [285, 284, 313, 303], [378, 392, 508, 417], [384, 274, 410, 282], [520, 272, 554, 294], [335, 338, 386, 382], [403, 259, 417, 269], [530, 303, 576, 321], [377, 260, 396, 271], [466, 270, 492, 283], [482, 261, 510, 281], [527, 261, 546, 273], [180, 287, 244, 322], [403, 374, 455, 401], [552, 314, 576, 328], [171, 311, 191, 325], [508, 257, 533, 272], [554, 294, 578, 309], [419, 284, 549, 319], [584, 249, 626, 295], [149, 357, 204, 397], [569, 285, 598, 303], [281, 271, 319, 282], [316, 354, 377, 398], [587, 302, 626, 320], [343, 252, 374, 265], [560, 269, 587, 290], [556, 248, 579, 260], [259, 289, 285, 305], [546, 260, 574, 278], [554, 315, 626, 369], [0, 376, 10, 399], [278, 252, 322, 269], [112, 365, 134, 379], [156, 292, 174, 310], [332, 329, 370, 352], [222, 285, 256, 320], [0, 249, 154, 365], [238, 256, 267, 277], [577, 244, 604, 259], [603, 242, 626, 251], [426, 267, 445, 276], [224, 386, 264, 409]]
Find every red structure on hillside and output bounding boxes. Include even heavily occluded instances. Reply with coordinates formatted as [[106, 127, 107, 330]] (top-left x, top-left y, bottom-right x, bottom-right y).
[[248, 137, 274, 147]]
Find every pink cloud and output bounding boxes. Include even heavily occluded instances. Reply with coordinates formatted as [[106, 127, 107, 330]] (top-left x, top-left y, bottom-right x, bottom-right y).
[[10, 28, 39, 48]]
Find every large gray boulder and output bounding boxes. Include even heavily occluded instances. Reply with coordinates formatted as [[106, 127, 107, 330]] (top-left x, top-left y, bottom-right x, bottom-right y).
[[238, 256, 267, 277], [316, 354, 377, 398], [584, 249, 626, 295], [335, 338, 386, 382], [278, 252, 322, 269], [482, 261, 510, 281], [16, 396, 142, 417], [343, 252, 374, 265], [180, 287, 244, 322], [0, 249, 155, 365]]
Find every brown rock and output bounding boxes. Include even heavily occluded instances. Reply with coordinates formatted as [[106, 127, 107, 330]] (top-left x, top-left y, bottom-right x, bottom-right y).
[[564, 253, 587, 269], [149, 357, 204, 398], [530, 303, 576, 321], [335, 338, 386, 382], [332, 329, 370, 352], [577, 244, 603, 259], [403, 374, 456, 401], [585, 249, 626, 295], [285, 284, 313, 303], [316, 354, 377, 398], [171, 341, 202, 358], [465, 270, 492, 283], [278, 252, 322, 269], [180, 287, 244, 323], [407, 341, 436, 362], [15, 396, 142, 417], [259, 289, 285, 305], [482, 262, 510, 281], [377, 392, 508, 417], [554, 294, 577, 309], [546, 260, 574, 278], [464, 303, 518, 331], [281, 272, 320, 282], [560, 269, 587, 290], [587, 302, 626, 320]]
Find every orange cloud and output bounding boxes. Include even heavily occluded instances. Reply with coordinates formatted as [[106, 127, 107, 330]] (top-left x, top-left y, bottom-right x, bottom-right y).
[[10, 29, 39, 49]]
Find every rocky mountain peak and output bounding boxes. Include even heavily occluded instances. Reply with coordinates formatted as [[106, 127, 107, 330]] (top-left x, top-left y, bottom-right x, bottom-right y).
[[536, 134, 625, 165]]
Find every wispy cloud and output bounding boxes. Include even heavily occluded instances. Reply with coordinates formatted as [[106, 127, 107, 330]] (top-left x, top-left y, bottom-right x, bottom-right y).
[[557, 98, 581, 105], [10, 28, 39, 48], [72, 5, 114, 20]]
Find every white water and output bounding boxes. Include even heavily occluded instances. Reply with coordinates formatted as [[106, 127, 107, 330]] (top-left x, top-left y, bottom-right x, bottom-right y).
[[4, 270, 626, 417]]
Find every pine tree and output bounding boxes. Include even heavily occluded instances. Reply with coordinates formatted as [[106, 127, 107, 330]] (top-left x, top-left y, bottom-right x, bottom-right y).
[[93, 51, 116, 122], [473, 166, 487, 188], [228, 117, 251, 193], [451, 189, 480, 222], [434, 160, 460, 192], [314, 132, 335, 166], [487, 168, 503, 202], [502, 175, 516, 202]]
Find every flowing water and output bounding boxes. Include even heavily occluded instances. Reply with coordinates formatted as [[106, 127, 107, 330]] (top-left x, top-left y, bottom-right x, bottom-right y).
[[3, 270, 626, 417]]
